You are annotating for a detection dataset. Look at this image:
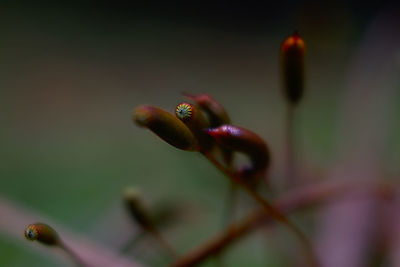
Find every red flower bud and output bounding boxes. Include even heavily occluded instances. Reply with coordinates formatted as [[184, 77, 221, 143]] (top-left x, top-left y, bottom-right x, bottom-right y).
[[281, 31, 306, 105]]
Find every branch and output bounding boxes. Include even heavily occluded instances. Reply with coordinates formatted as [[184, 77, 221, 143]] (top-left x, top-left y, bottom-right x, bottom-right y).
[[0, 196, 144, 267], [203, 152, 318, 266], [170, 180, 391, 267]]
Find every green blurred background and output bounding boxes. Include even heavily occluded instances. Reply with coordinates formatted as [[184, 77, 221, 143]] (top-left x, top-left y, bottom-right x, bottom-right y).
[[1, 1, 399, 266]]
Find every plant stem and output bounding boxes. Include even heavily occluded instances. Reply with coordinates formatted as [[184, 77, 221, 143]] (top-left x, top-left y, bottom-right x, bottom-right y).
[[215, 169, 236, 267], [285, 104, 296, 187], [170, 179, 391, 267], [120, 231, 146, 254], [202, 152, 319, 267], [217, 154, 236, 266], [147, 228, 178, 259], [120, 228, 176, 259], [242, 185, 317, 266], [222, 182, 237, 227]]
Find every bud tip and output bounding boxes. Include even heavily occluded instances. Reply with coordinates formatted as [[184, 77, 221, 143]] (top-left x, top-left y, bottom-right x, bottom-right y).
[[24, 224, 39, 241]]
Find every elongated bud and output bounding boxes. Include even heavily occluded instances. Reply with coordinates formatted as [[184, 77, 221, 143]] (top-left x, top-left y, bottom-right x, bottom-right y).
[[175, 102, 213, 151], [281, 31, 306, 105], [206, 125, 270, 177], [124, 187, 154, 230], [182, 93, 231, 127], [134, 105, 198, 151], [24, 223, 60, 246]]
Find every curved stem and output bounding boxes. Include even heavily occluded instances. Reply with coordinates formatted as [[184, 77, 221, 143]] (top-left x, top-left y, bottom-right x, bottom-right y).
[[171, 179, 383, 267], [202, 152, 319, 267]]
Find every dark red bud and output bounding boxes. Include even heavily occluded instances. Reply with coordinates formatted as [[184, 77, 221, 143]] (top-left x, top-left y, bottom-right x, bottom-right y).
[[281, 31, 306, 105], [206, 125, 270, 177]]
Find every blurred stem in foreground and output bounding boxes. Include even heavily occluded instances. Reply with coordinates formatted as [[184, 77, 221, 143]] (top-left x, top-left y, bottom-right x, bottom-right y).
[[170, 179, 392, 267], [202, 152, 319, 267]]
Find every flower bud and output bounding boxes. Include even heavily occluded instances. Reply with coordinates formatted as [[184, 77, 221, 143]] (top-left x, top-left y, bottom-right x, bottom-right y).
[[124, 187, 153, 231], [124, 187, 177, 257], [281, 31, 306, 105], [206, 125, 270, 178], [134, 105, 198, 151], [24, 223, 60, 246]]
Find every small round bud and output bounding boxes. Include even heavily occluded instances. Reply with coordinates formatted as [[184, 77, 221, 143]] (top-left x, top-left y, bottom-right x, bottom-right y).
[[175, 103, 193, 121], [25, 225, 39, 240], [24, 223, 60, 246]]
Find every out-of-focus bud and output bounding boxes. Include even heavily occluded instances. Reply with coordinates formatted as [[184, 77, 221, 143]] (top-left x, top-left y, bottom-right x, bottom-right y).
[[182, 93, 231, 127], [175, 102, 213, 151], [206, 125, 270, 179], [124, 187, 153, 231], [281, 31, 306, 106], [24, 223, 60, 246], [134, 105, 198, 151], [124, 187, 177, 257]]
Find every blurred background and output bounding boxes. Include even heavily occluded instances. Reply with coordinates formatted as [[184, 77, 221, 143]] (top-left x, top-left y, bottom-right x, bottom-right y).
[[1, 1, 399, 266]]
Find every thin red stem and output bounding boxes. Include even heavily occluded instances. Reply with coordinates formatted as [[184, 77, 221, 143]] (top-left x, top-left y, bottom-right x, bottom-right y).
[[202, 152, 319, 267]]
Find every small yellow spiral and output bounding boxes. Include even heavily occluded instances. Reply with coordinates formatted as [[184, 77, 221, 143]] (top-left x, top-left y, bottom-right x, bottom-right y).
[[175, 103, 193, 120]]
